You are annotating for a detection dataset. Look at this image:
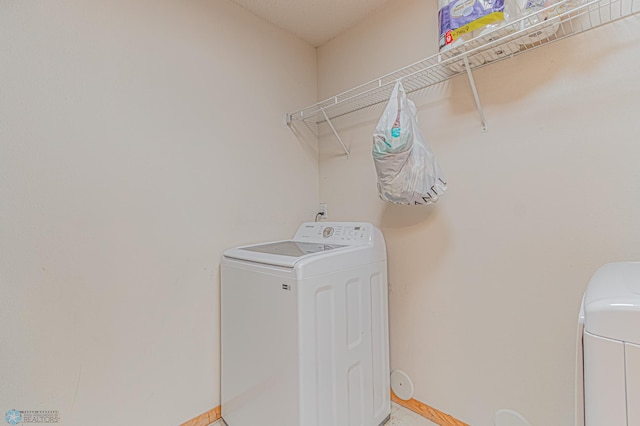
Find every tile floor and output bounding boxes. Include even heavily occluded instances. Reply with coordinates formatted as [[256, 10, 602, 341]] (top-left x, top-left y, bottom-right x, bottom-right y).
[[210, 402, 438, 425]]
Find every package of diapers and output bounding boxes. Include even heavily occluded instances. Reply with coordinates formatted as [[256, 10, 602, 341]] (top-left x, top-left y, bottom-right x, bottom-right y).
[[438, 0, 506, 50]]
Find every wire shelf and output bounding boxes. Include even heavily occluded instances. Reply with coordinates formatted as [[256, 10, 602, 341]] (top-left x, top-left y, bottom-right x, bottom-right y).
[[287, 0, 640, 125]]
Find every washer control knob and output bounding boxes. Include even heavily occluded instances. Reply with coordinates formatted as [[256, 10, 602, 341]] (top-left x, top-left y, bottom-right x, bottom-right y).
[[322, 227, 334, 238]]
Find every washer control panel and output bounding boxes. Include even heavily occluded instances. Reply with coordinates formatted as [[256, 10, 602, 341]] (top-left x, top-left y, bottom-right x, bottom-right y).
[[294, 222, 371, 244]]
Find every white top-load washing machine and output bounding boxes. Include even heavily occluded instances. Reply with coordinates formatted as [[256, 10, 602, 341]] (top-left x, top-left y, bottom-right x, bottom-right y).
[[580, 262, 640, 426], [221, 222, 391, 426]]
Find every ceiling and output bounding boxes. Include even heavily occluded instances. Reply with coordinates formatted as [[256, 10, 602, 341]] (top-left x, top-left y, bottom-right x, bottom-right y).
[[228, 0, 393, 47]]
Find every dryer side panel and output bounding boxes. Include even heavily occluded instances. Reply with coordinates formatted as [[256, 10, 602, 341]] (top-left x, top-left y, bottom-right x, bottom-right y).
[[583, 331, 626, 426], [625, 342, 640, 426]]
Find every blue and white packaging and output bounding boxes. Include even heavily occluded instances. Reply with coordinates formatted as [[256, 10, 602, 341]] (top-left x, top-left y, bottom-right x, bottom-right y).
[[438, 0, 506, 50]]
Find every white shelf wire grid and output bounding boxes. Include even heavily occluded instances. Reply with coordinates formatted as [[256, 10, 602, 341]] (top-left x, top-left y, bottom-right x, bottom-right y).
[[287, 0, 640, 125]]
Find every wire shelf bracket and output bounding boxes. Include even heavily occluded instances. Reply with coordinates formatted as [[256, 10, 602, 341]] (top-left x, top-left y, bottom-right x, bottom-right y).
[[463, 56, 488, 133], [286, 109, 351, 157], [320, 108, 350, 158]]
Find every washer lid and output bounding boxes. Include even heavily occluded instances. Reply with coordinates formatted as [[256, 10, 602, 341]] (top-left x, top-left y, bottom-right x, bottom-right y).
[[584, 262, 640, 344], [223, 240, 349, 268], [240, 240, 346, 257]]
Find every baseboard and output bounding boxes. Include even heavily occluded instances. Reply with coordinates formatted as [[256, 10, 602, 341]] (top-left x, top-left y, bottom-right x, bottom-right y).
[[391, 391, 469, 426], [179, 406, 221, 426], [181, 395, 465, 426]]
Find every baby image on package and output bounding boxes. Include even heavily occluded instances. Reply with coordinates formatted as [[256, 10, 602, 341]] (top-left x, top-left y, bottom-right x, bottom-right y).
[[439, 0, 506, 49]]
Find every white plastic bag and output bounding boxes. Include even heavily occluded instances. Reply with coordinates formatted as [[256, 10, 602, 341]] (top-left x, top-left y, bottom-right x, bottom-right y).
[[372, 81, 447, 205]]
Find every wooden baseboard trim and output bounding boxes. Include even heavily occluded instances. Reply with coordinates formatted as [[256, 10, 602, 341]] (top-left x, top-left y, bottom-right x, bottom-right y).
[[179, 406, 221, 426], [391, 391, 469, 426], [182, 395, 464, 426]]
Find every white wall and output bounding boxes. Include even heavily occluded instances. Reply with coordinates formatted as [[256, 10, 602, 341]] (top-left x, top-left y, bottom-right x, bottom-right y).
[[0, 1, 317, 425], [317, 1, 640, 424]]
